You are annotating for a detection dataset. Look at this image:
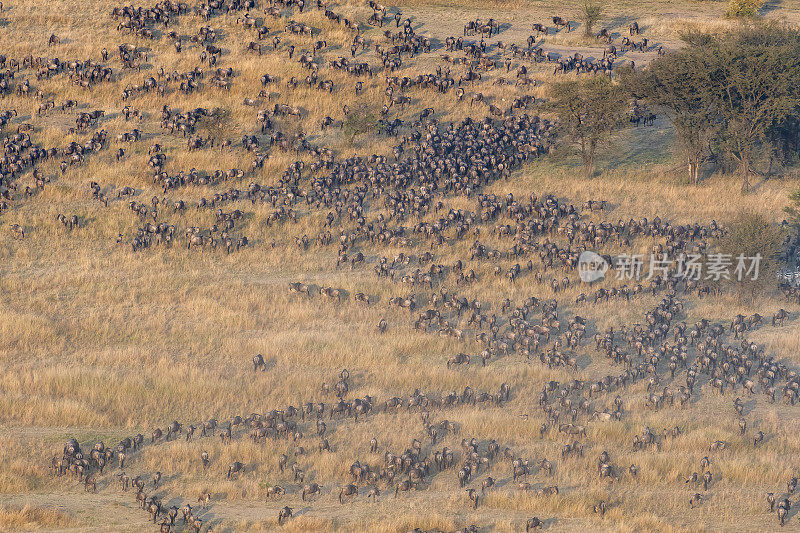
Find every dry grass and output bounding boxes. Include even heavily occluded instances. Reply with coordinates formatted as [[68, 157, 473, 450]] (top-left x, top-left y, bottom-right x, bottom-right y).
[[0, 504, 76, 530], [1, 0, 800, 531]]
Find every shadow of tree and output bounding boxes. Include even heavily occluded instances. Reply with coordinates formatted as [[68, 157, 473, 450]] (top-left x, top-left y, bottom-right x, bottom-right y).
[[759, 0, 783, 15]]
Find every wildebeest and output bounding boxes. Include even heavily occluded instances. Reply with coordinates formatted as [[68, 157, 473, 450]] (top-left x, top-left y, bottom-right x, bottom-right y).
[[778, 498, 790, 526], [289, 282, 313, 297], [552, 16, 570, 32], [302, 483, 321, 501], [227, 461, 244, 479], [526, 517, 543, 531], [267, 485, 285, 499], [466, 488, 479, 508], [447, 353, 470, 368], [339, 483, 357, 503], [277, 506, 293, 525], [9, 224, 24, 239]]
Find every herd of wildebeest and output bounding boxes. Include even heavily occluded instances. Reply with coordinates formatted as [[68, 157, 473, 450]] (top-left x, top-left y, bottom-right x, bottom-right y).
[[1, 0, 800, 530], [51, 286, 800, 531]]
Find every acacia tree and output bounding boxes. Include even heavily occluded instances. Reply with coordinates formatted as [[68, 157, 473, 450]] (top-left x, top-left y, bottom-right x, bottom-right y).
[[717, 212, 784, 300], [624, 48, 717, 185], [627, 23, 800, 189], [550, 77, 626, 178], [581, 0, 604, 37], [708, 24, 800, 191]]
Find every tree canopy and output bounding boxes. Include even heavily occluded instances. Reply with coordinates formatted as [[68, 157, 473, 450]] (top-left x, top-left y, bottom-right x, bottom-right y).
[[625, 22, 800, 189], [581, 0, 604, 37], [549, 76, 626, 178]]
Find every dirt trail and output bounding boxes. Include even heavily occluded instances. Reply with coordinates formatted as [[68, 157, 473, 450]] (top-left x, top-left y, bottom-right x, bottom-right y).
[[0, 492, 147, 532], [402, 4, 673, 64], [0, 486, 588, 532]]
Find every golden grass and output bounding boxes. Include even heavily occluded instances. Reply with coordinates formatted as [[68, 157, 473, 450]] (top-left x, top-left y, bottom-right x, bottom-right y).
[[0, 504, 76, 530], [0, 0, 799, 531]]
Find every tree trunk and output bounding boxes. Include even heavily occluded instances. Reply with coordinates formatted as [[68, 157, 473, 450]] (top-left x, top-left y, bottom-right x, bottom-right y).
[[688, 152, 703, 185], [767, 148, 775, 177], [582, 140, 595, 178], [580, 136, 589, 178], [740, 157, 751, 192]]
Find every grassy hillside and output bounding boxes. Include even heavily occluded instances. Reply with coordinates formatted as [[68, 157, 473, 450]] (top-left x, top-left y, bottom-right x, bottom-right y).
[[0, 0, 799, 531]]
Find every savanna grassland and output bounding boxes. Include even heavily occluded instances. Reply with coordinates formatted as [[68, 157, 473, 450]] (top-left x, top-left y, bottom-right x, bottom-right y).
[[1, 0, 800, 531]]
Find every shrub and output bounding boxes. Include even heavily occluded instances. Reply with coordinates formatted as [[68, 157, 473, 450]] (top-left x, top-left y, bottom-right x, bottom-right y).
[[199, 107, 231, 141], [716, 213, 784, 300], [785, 186, 800, 227], [726, 0, 764, 18], [342, 106, 377, 143], [581, 0, 604, 37]]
